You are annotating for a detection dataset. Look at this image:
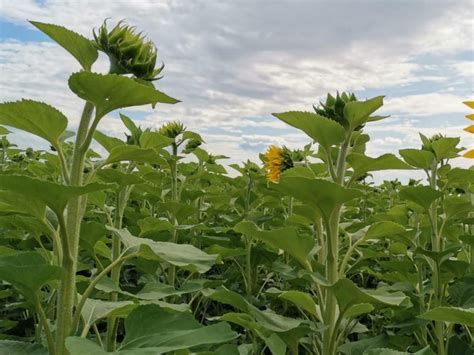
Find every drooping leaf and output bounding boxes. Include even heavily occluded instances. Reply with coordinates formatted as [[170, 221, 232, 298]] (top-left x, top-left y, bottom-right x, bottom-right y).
[[399, 149, 435, 170], [93, 130, 125, 152], [272, 177, 363, 220], [81, 299, 137, 330], [234, 221, 315, 267], [345, 303, 375, 318], [30, 21, 98, 71], [364, 221, 407, 240], [68, 72, 179, 118], [0, 100, 67, 148], [278, 290, 319, 319], [109, 227, 218, 273], [272, 111, 345, 151], [330, 279, 410, 314], [346, 153, 413, 180], [0, 175, 110, 215], [419, 306, 474, 327], [399, 186, 443, 211], [203, 287, 302, 332], [119, 304, 237, 352]]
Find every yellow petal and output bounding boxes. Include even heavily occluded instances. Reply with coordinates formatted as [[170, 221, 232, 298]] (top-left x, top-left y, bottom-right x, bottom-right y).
[[463, 101, 474, 109], [466, 114, 474, 121], [463, 149, 474, 158], [464, 125, 474, 133]]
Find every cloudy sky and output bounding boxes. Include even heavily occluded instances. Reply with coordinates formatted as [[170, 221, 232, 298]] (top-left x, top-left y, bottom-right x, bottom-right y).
[[0, 0, 472, 180]]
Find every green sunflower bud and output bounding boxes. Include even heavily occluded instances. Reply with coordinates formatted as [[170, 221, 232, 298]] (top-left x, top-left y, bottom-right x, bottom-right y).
[[93, 20, 164, 81], [158, 121, 186, 139], [183, 138, 202, 153], [314, 91, 358, 130], [421, 133, 443, 153]]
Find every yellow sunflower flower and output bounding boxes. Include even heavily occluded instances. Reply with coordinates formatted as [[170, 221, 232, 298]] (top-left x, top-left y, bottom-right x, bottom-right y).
[[463, 101, 474, 159], [264, 145, 284, 182]]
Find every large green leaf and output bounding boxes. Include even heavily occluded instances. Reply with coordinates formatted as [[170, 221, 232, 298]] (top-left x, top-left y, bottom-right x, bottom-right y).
[[0, 190, 46, 219], [0, 175, 110, 215], [234, 221, 314, 267], [81, 298, 136, 332], [278, 290, 319, 319], [431, 137, 460, 160], [68, 305, 237, 354], [139, 131, 175, 149], [399, 149, 435, 170], [272, 177, 363, 220], [346, 153, 413, 180], [419, 307, 474, 327], [447, 168, 474, 186], [364, 221, 407, 240], [68, 72, 179, 117], [0, 251, 62, 299], [0, 100, 67, 148], [109, 227, 218, 273], [30, 21, 97, 71], [93, 131, 125, 152], [343, 96, 384, 131], [330, 279, 410, 314], [121, 304, 237, 352], [203, 287, 302, 332], [272, 111, 345, 151], [399, 186, 443, 211]]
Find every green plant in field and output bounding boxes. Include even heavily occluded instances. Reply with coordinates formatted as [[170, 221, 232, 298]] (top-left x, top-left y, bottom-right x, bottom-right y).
[[0, 18, 473, 355]]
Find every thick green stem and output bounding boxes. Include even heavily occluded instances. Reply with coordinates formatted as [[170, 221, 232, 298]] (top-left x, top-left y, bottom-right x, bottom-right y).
[[428, 163, 445, 355], [168, 143, 179, 288], [321, 136, 350, 355], [55, 101, 94, 355]]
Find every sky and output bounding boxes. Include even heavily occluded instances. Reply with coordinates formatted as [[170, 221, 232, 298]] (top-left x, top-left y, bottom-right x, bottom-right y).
[[0, 0, 472, 181]]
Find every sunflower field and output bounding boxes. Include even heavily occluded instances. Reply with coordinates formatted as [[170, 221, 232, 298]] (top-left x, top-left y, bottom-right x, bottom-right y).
[[0, 20, 473, 355]]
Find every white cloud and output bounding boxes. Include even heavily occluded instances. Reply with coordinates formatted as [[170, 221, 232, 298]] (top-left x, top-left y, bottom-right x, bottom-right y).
[[0, 0, 472, 178]]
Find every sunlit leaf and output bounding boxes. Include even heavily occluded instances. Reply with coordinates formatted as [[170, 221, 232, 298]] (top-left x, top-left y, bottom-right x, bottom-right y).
[[272, 111, 345, 151], [68, 72, 179, 117], [30, 21, 97, 71], [0, 100, 67, 148]]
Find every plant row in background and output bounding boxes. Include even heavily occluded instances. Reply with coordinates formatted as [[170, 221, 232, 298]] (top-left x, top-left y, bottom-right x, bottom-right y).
[[0, 20, 473, 355]]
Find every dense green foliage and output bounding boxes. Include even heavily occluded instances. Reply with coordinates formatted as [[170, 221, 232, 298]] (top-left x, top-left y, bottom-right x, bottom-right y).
[[0, 20, 473, 355]]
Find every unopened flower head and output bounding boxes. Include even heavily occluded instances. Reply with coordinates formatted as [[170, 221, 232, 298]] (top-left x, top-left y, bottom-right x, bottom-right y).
[[421, 133, 444, 153], [93, 20, 164, 81], [264, 145, 293, 182], [314, 92, 358, 130], [158, 121, 186, 139]]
